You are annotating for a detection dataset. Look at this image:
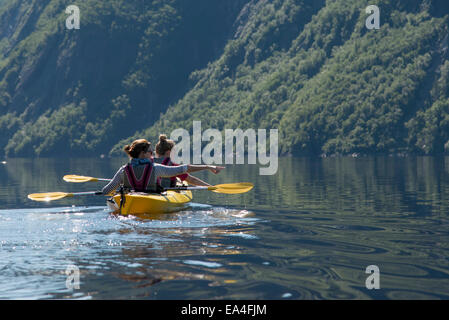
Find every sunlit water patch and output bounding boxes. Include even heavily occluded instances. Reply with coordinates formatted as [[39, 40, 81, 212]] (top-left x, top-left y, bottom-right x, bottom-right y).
[[0, 204, 261, 299]]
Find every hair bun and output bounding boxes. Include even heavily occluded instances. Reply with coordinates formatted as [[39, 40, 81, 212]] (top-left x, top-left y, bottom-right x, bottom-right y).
[[123, 139, 150, 158], [155, 134, 175, 156]]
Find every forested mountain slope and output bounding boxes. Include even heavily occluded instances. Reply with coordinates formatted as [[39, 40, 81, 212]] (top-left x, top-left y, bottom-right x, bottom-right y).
[[121, 0, 449, 156], [0, 0, 247, 156], [1, 0, 448, 157]]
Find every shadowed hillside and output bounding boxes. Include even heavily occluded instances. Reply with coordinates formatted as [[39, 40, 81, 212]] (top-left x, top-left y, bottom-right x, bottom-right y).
[[1, 0, 449, 157], [0, 0, 248, 156]]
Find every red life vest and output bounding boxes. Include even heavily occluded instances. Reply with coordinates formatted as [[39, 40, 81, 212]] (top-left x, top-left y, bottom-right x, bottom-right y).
[[156, 157, 175, 188], [123, 163, 153, 192], [156, 157, 188, 188], [162, 157, 171, 166]]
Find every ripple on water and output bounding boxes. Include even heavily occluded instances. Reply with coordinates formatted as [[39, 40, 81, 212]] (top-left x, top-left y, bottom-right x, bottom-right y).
[[182, 260, 223, 268], [0, 204, 262, 299], [118, 206, 260, 230], [386, 290, 445, 300]]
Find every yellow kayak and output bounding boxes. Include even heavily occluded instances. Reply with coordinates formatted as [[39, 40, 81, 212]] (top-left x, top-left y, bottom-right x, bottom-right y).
[[107, 189, 193, 215]]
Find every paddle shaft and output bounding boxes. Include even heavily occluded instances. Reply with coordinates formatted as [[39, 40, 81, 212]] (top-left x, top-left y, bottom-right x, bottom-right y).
[[72, 191, 104, 196], [165, 186, 214, 191], [96, 179, 202, 190], [63, 175, 252, 194]]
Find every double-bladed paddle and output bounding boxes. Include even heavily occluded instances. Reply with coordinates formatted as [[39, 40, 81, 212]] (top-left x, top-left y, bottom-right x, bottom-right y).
[[27, 175, 254, 201], [63, 174, 253, 194]]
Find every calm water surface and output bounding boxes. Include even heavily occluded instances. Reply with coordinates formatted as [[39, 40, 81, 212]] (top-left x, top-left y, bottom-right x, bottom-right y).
[[0, 157, 448, 299]]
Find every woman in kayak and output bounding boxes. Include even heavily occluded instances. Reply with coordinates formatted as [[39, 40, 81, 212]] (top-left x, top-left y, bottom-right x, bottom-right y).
[[102, 139, 224, 195], [154, 134, 211, 188]]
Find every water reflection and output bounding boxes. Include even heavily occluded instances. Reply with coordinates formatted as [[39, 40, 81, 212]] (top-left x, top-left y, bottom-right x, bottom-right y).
[[0, 157, 449, 299]]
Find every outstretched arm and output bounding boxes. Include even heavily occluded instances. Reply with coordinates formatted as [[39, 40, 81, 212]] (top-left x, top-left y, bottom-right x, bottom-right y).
[[187, 165, 225, 174], [153, 163, 225, 179]]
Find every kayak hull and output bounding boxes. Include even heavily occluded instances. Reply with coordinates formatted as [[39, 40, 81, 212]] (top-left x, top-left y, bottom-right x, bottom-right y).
[[107, 190, 193, 215]]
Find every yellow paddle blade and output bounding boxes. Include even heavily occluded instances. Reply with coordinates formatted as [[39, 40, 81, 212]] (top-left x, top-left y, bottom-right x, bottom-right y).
[[63, 175, 99, 183], [28, 192, 73, 202], [210, 183, 254, 194]]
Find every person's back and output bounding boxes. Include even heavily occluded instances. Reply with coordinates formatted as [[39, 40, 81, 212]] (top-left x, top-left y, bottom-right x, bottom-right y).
[[155, 135, 190, 188], [153, 157, 176, 189], [123, 158, 156, 192], [101, 137, 224, 196], [102, 139, 187, 195]]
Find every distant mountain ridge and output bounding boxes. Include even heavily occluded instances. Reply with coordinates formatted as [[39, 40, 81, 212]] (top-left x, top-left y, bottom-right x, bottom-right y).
[[1, 0, 449, 157]]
